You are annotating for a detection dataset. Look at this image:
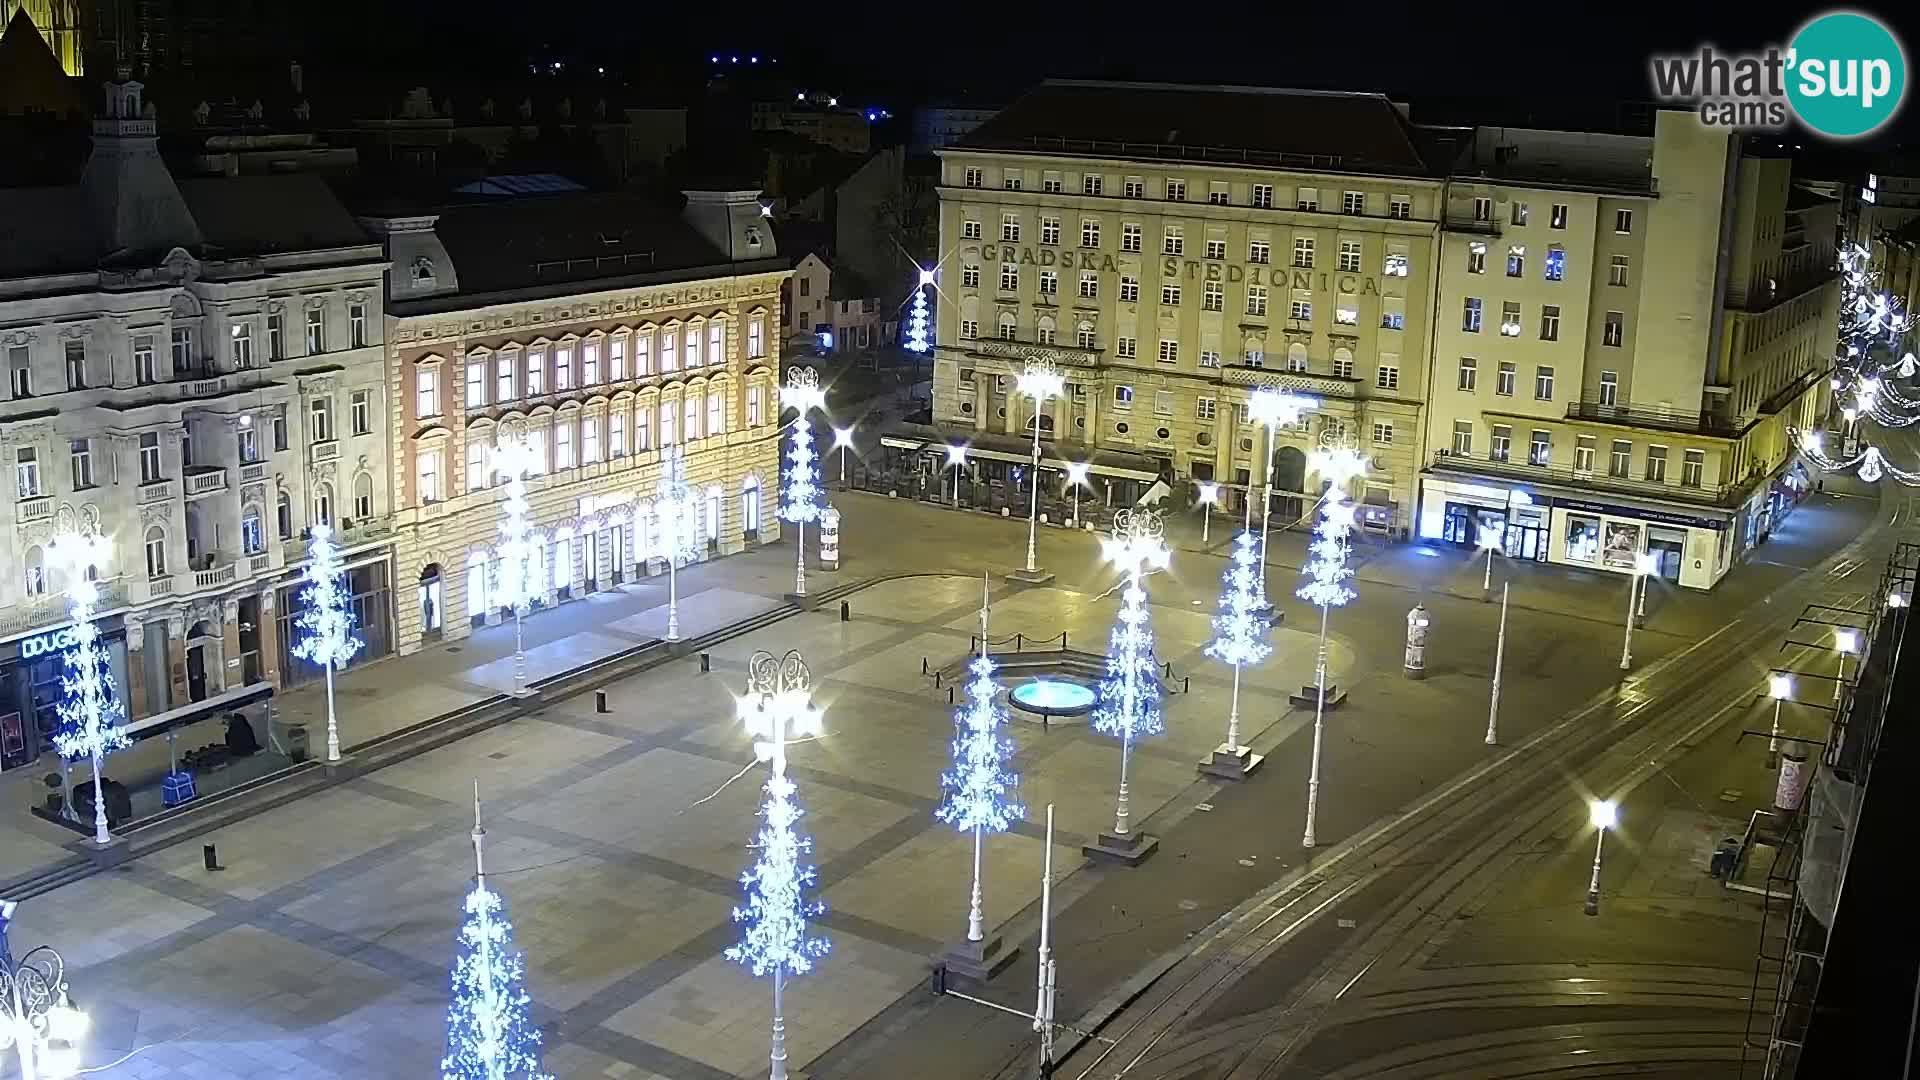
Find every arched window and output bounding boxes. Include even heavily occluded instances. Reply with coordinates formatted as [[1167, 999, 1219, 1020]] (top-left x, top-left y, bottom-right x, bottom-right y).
[[632, 503, 652, 566], [466, 550, 490, 620], [1076, 321, 1096, 350], [1244, 337, 1266, 367], [705, 485, 723, 547], [411, 256, 436, 287], [1287, 341, 1309, 373], [997, 311, 1018, 341], [23, 545, 45, 596], [1332, 345, 1354, 379], [312, 482, 334, 529], [145, 525, 167, 578], [276, 489, 293, 539], [241, 504, 265, 555], [353, 472, 374, 520], [741, 475, 762, 535], [1036, 314, 1057, 345]]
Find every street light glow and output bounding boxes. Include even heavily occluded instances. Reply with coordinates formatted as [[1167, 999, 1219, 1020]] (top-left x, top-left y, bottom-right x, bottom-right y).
[[946, 444, 968, 466], [1589, 799, 1618, 830], [1197, 482, 1218, 505], [1769, 673, 1793, 699], [1836, 628, 1860, 655], [1065, 461, 1090, 486], [1634, 552, 1660, 576], [832, 426, 855, 449]]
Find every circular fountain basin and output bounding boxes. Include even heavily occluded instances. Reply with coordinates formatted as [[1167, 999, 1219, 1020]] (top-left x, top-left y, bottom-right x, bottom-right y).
[[1009, 678, 1097, 719]]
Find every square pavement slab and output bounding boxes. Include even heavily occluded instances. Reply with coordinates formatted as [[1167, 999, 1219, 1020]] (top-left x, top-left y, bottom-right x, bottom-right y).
[[822, 827, 1079, 947], [2, 872, 215, 971], [372, 717, 630, 805], [463, 631, 638, 693], [605, 587, 781, 642]]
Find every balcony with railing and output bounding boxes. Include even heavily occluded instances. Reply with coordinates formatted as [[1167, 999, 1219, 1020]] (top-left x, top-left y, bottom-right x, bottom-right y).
[[1222, 364, 1358, 399], [148, 575, 175, 598], [15, 494, 53, 524], [309, 440, 339, 463], [183, 466, 229, 497], [240, 461, 268, 483], [193, 561, 238, 590], [1564, 400, 1747, 438], [137, 479, 175, 504], [1429, 449, 1744, 507]]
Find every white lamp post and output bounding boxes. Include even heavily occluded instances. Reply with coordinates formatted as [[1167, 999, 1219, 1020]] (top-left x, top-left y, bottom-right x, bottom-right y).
[[1584, 799, 1618, 916], [1298, 438, 1366, 849], [1486, 581, 1509, 746], [1617, 552, 1658, 671], [491, 433, 542, 697], [1094, 510, 1171, 847], [0, 916, 89, 1080], [1065, 461, 1090, 528], [654, 445, 702, 642], [832, 426, 855, 487], [1246, 388, 1319, 605], [1477, 523, 1501, 593], [1767, 673, 1793, 768], [780, 369, 828, 599], [946, 444, 967, 507], [47, 529, 127, 847], [1834, 628, 1860, 703], [1016, 360, 1066, 575], [1197, 482, 1219, 546]]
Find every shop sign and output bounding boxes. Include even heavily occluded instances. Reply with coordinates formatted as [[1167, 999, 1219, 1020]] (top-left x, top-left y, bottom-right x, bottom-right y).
[[1554, 498, 1727, 531], [19, 625, 81, 660]]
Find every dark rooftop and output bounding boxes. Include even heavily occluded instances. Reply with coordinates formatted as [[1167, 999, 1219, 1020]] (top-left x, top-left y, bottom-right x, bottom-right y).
[[955, 80, 1438, 176], [178, 174, 374, 255]]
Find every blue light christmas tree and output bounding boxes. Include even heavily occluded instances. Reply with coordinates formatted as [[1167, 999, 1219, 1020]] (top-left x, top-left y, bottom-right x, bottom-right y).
[[904, 278, 932, 354], [780, 368, 827, 597], [1297, 442, 1367, 848], [292, 524, 364, 762], [1202, 530, 1272, 770], [442, 784, 551, 1080], [49, 529, 128, 846], [1092, 511, 1170, 846], [936, 577, 1022, 944]]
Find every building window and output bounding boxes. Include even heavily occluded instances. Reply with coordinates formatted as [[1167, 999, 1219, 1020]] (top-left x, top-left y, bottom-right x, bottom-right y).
[[1496, 361, 1516, 396], [497, 352, 517, 401], [1333, 351, 1354, 379], [267, 313, 285, 360], [1043, 174, 1063, 194], [1381, 302, 1405, 330], [663, 400, 683, 448], [1335, 300, 1358, 326], [1124, 177, 1144, 198], [1293, 237, 1314, 268], [466, 359, 487, 407], [1004, 171, 1022, 191], [1603, 311, 1624, 347], [1199, 349, 1220, 368], [1510, 202, 1531, 226], [168, 327, 196, 376], [1083, 174, 1103, 195], [1529, 430, 1551, 466], [998, 314, 1017, 340], [1609, 439, 1632, 478], [1490, 424, 1512, 462], [964, 167, 982, 188], [1252, 184, 1273, 208], [273, 408, 288, 451], [1342, 191, 1365, 215], [635, 333, 656, 375], [636, 406, 652, 449], [963, 220, 982, 240], [1457, 357, 1478, 392], [1120, 276, 1139, 303], [1037, 322, 1056, 345], [69, 438, 93, 489], [1079, 272, 1098, 298], [1540, 305, 1561, 341], [352, 390, 372, 435], [1116, 336, 1136, 359], [1204, 281, 1223, 311], [134, 335, 158, 384], [608, 337, 627, 380], [1506, 245, 1525, 277], [961, 320, 978, 339], [1161, 283, 1181, 306], [1207, 183, 1229, 205], [1296, 187, 1319, 211], [1384, 247, 1409, 277], [1196, 397, 1217, 420], [1041, 216, 1060, 245], [1000, 264, 1019, 291], [1206, 239, 1226, 260], [419, 449, 443, 502], [962, 265, 980, 288], [242, 507, 265, 555], [1544, 247, 1566, 281], [1572, 435, 1596, 474], [1122, 223, 1142, 252], [305, 308, 324, 353], [1001, 214, 1020, 242], [1615, 208, 1633, 234], [1041, 270, 1060, 297], [1290, 296, 1312, 321], [1547, 202, 1568, 229], [1373, 421, 1394, 444], [1078, 324, 1098, 350], [1646, 444, 1668, 482], [350, 302, 368, 347], [1463, 298, 1483, 333], [749, 317, 766, 358], [1599, 370, 1619, 406], [1113, 385, 1134, 408], [1246, 285, 1268, 316], [14, 447, 40, 499], [1249, 240, 1270, 264], [1390, 194, 1411, 219], [584, 341, 602, 384], [1467, 242, 1486, 274], [1082, 220, 1100, 247], [1473, 196, 1492, 221], [1165, 178, 1186, 201], [1500, 301, 1522, 337], [1376, 363, 1399, 390], [1451, 420, 1473, 455], [144, 526, 167, 578], [276, 490, 293, 538], [310, 396, 333, 442], [1157, 340, 1179, 364], [1682, 449, 1705, 487], [1153, 390, 1174, 416], [1287, 345, 1309, 373], [1535, 365, 1555, 400], [59, 339, 85, 390], [683, 328, 701, 371], [1609, 255, 1630, 287], [1163, 226, 1184, 256], [416, 367, 439, 417], [237, 425, 257, 463], [1338, 241, 1362, 273]]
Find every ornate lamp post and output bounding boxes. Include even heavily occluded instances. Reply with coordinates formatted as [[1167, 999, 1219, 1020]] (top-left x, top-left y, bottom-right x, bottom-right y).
[[1298, 435, 1367, 849], [654, 445, 702, 642], [1246, 388, 1319, 605], [1196, 482, 1219, 547], [1064, 461, 1090, 528], [945, 444, 968, 507], [1015, 360, 1065, 577], [492, 429, 542, 696], [780, 368, 828, 598], [1617, 552, 1659, 670], [0, 905, 89, 1080], [832, 426, 856, 487], [1767, 673, 1793, 768], [1088, 509, 1171, 865], [1584, 799, 1618, 916], [47, 528, 127, 847], [728, 650, 829, 1080]]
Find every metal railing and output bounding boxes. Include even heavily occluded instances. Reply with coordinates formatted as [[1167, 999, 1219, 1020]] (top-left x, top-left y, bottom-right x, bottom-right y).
[[1564, 400, 1746, 437], [1428, 449, 1739, 506]]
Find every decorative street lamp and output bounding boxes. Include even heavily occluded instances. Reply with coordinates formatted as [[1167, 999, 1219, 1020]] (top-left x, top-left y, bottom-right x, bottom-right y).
[[780, 368, 828, 598], [1201, 530, 1271, 779], [1298, 437, 1367, 849], [727, 650, 829, 1080], [1767, 673, 1793, 768], [1246, 388, 1319, 605], [1064, 461, 1090, 528], [1196, 482, 1219, 547], [1476, 523, 1501, 593], [0, 905, 89, 1080], [1485, 582, 1510, 746], [945, 444, 968, 507], [654, 445, 702, 642], [1089, 510, 1171, 864], [47, 528, 127, 847], [1016, 360, 1066, 577], [832, 426, 856, 487], [492, 430, 543, 697], [1583, 799, 1618, 916], [1617, 552, 1659, 670], [293, 523, 364, 762], [1834, 627, 1860, 703], [442, 785, 550, 1080]]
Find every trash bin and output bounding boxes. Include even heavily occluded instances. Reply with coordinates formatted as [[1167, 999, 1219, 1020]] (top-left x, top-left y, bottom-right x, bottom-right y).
[[286, 724, 310, 764]]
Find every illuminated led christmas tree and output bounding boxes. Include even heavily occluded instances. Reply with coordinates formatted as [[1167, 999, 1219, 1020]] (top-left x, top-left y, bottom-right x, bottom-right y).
[[49, 528, 128, 847], [904, 268, 934, 354], [292, 523, 364, 762], [936, 576, 1022, 953], [780, 368, 827, 597], [1201, 529, 1272, 777], [442, 784, 551, 1080], [1089, 510, 1170, 860], [1297, 439, 1367, 848]]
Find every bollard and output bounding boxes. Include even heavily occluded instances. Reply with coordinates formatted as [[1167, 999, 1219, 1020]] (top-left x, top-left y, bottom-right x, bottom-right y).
[[203, 843, 222, 872], [948, 687, 955, 704], [840, 600, 850, 622], [1183, 676, 1190, 694], [595, 690, 609, 713], [935, 672, 942, 689], [700, 652, 711, 674], [923, 657, 930, 675]]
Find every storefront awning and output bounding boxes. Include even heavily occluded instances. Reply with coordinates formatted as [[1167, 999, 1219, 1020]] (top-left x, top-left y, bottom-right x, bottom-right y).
[[122, 682, 274, 743]]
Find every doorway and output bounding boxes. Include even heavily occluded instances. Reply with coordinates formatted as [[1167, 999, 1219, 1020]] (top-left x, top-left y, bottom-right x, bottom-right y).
[[1647, 527, 1687, 581], [186, 619, 216, 701], [418, 563, 444, 641]]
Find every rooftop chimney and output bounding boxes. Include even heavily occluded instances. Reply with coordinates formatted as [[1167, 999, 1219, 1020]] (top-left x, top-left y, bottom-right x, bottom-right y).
[[681, 189, 774, 262]]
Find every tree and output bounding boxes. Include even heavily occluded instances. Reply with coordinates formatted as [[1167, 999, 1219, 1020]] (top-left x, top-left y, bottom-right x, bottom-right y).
[[291, 524, 363, 762], [49, 531, 127, 846], [442, 787, 550, 1080], [1203, 530, 1272, 757], [936, 580, 1022, 941]]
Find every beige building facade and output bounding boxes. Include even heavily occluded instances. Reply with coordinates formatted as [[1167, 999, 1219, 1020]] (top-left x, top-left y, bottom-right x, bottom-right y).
[[369, 190, 788, 656]]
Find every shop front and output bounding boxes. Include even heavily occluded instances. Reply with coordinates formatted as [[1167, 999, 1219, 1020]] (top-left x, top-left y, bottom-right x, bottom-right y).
[[1418, 478, 1550, 562], [1, 616, 131, 773], [275, 557, 395, 689], [1547, 497, 1733, 590]]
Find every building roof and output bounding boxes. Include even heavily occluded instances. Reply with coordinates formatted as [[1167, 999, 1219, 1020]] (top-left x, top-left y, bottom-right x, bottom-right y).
[[178, 174, 372, 255], [0, 8, 80, 116], [0, 187, 95, 276], [419, 190, 777, 300], [955, 80, 1437, 176]]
